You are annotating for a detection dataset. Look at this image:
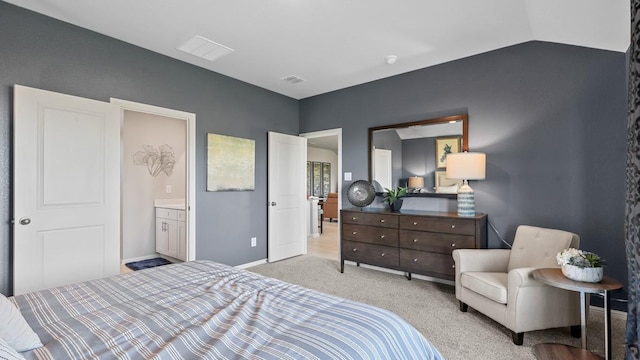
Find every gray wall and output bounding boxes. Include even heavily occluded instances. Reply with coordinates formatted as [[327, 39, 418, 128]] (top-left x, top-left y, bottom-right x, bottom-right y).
[[0, 2, 299, 295], [300, 42, 628, 308]]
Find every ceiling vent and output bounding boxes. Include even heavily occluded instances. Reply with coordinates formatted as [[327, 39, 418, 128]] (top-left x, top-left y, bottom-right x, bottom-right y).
[[281, 75, 306, 84], [177, 35, 234, 62]]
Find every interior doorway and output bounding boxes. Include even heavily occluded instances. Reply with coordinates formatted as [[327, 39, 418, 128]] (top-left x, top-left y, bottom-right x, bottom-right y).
[[300, 128, 342, 261], [111, 99, 196, 267]]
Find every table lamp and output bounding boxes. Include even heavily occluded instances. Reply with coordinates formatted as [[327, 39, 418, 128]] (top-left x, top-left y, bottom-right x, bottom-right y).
[[408, 176, 424, 192], [445, 152, 486, 217]]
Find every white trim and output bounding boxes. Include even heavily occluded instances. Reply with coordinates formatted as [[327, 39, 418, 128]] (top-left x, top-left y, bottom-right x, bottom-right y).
[[300, 128, 343, 259], [236, 259, 268, 269], [110, 98, 197, 262]]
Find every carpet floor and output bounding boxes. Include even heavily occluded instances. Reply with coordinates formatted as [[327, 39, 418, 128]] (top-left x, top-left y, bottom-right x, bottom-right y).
[[248, 255, 626, 360]]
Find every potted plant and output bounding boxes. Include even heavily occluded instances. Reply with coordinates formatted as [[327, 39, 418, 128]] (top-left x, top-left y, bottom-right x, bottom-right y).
[[556, 248, 606, 283], [383, 186, 407, 212]]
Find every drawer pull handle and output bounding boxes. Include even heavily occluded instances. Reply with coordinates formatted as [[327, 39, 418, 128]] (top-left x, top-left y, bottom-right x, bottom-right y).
[[352, 217, 357, 220], [413, 222, 418, 226], [451, 225, 456, 229], [380, 219, 385, 223], [451, 243, 456, 247], [452, 264, 455, 268], [413, 258, 418, 262], [380, 235, 386, 239], [380, 253, 386, 257], [413, 239, 418, 243], [352, 248, 358, 252], [352, 231, 357, 235]]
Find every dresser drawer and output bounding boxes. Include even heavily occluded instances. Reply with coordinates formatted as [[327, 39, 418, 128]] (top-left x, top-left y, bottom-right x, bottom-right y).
[[342, 224, 398, 246], [400, 216, 475, 235], [342, 212, 398, 228], [399, 230, 476, 254], [343, 240, 399, 268], [399, 249, 455, 279]]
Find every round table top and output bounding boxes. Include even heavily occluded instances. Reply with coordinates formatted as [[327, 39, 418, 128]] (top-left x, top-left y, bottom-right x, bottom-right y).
[[532, 268, 623, 293]]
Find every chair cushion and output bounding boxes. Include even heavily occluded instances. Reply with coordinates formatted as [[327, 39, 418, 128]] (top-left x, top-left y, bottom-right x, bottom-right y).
[[507, 225, 579, 271], [460, 272, 508, 304]]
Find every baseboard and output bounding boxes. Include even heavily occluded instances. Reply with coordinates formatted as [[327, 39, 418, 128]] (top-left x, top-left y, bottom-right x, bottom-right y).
[[236, 259, 268, 269], [343, 261, 455, 286], [121, 254, 161, 265], [589, 305, 628, 322]]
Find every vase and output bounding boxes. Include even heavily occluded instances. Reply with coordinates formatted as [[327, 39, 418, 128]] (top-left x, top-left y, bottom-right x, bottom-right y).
[[389, 199, 403, 212], [561, 264, 603, 283]]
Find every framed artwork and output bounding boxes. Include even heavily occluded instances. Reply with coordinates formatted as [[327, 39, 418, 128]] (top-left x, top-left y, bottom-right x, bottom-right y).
[[434, 170, 462, 194], [435, 136, 462, 169], [207, 133, 255, 191]]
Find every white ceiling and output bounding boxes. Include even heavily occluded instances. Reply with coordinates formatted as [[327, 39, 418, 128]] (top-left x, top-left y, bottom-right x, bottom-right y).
[[6, 0, 630, 100]]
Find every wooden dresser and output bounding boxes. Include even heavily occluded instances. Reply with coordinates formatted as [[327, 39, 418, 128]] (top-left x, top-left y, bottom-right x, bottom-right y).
[[340, 208, 487, 281]]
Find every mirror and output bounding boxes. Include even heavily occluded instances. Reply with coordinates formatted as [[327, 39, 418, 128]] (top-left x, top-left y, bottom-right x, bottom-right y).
[[368, 114, 468, 198]]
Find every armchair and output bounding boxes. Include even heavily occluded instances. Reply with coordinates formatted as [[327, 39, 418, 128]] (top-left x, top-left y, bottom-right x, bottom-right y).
[[452, 225, 582, 345], [323, 192, 338, 222]]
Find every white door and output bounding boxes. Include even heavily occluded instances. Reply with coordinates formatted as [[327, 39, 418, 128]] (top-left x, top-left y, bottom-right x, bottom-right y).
[[267, 131, 306, 262], [373, 148, 392, 190], [13, 85, 120, 295]]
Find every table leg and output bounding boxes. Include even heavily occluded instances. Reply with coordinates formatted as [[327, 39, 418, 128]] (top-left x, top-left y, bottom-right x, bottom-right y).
[[580, 291, 587, 349], [604, 290, 612, 360]]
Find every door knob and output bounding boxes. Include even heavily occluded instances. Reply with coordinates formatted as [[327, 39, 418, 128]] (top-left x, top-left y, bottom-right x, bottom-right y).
[[19, 217, 31, 225], [270, 201, 277, 206]]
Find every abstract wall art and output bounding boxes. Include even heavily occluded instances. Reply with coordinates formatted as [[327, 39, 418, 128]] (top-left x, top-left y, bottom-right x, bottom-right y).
[[207, 133, 255, 191]]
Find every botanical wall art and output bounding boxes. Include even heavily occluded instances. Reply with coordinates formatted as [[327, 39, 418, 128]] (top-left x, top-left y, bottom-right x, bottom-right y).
[[207, 133, 255, 191], [133, 144, 176, 177], [435, 136, 461, 169]]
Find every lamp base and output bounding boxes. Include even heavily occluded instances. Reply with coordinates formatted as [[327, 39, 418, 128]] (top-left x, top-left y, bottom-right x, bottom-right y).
[[457, 182, 475, 217]]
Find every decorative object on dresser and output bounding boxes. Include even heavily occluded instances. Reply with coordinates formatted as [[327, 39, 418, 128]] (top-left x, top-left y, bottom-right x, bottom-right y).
[[453, 225, 582, 345], [346, 180, 376, 207], [408, 176, 424, 193], [340, 208, 487, 282], [445, 152, 486, 217], [382, 186, 407, 212]]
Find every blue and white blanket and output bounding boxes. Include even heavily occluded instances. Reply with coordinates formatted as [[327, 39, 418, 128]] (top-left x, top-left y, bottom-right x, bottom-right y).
[[12, 260, 443, 359]]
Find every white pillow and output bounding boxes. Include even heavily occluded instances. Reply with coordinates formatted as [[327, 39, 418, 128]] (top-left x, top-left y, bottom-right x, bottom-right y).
[[0, 337, 26, 360], [0, 294, 42, 352]]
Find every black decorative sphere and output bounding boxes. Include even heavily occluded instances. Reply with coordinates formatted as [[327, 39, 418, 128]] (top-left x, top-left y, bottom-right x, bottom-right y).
[[346, 180, 376, 207]]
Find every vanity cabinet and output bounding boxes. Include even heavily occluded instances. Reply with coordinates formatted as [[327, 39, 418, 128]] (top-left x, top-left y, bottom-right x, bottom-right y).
[[155, 207, 186, 261], [340, 208, 487, 281]]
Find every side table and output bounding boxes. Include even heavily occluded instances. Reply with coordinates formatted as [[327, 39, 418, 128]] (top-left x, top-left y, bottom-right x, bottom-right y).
[[531, 268, 622, 360]]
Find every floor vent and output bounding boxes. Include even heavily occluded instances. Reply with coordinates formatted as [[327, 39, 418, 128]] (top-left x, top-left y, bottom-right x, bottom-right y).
[[177, 35, 234, 62]]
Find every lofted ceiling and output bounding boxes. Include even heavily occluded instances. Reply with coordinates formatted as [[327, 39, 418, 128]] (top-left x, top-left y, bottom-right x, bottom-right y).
[[5, 0, 630, 100]]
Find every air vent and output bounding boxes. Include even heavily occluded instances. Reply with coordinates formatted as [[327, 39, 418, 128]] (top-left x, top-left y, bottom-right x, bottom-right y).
[[177, 35, 234, 62], [281, 75, 306, 84]]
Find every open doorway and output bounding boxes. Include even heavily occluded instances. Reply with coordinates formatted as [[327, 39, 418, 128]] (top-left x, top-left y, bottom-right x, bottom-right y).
[[112, 99, 196, 271], [300, 129, 342, 261]]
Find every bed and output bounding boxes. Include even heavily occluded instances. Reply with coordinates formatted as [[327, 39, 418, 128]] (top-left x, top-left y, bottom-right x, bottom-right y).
[[8, 260, 442, 359]]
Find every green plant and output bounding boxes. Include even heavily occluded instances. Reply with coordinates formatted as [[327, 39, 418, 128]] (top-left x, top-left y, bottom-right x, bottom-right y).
[[557, 248, 606, 268], [382, 186, 407, 205]]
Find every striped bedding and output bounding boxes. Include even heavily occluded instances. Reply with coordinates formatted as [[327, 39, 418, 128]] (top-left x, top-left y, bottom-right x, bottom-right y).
[[11, 260, 443, 359]]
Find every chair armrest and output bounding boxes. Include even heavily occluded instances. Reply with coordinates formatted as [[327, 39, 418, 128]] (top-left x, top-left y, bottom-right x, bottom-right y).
[[452, 249, 510, 273], [508, 267, 549, 289]]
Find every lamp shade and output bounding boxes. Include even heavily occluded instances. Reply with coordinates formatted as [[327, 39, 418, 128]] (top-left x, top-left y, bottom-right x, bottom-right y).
[[446, 152, 486, 180], [408, 176, 424, 188]]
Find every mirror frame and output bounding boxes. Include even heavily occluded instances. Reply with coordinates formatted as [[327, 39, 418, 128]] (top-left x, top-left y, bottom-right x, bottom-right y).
[[368, 113, 468, 198]]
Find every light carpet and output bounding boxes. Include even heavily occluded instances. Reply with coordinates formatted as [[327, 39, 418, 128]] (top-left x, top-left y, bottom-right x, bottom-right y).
[[248, 255, 626, 360]]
